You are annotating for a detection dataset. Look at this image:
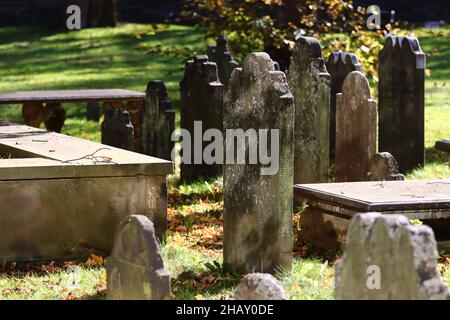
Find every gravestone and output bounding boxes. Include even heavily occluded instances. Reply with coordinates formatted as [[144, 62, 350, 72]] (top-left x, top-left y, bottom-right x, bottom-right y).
[[234, 273, 287, 300], [378, 35, 426, 173], [369, 152, 405, 181], [207, 35, 239, 85], [287, 36, 330, 184], [335, 212, 449, 300], [106, 215, 171, 300], [22, 101, 46, 128], [326, 52, 362, 161], [101, 107, 134, 151], [141, 80, 175, 161], [335, 71, 377, 182], [86, 102, 100, 122], [223, 52, 294, 274], [180, 55, 224, 182]]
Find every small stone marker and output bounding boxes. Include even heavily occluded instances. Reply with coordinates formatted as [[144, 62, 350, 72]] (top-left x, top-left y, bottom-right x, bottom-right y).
[[335, 212, 449, 300], [378, 35, 426, 173], [106, 215, 171, 300], [369, 152, 405, 181], [234, 273, 287, 300], [335, 71, 377, 182], [86, 102, 100, 121], [287, 36, 330, 184], [223, 52, 294, 274], [180, 54, 224, 182], [141, 80, 175, 160], [101, 107, 134, 151], [326, 52, 362, 161], [207, 35, 239, 85]]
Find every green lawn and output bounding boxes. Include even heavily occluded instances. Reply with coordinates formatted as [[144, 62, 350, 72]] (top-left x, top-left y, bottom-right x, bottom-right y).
[[0, 24, 448, 300]]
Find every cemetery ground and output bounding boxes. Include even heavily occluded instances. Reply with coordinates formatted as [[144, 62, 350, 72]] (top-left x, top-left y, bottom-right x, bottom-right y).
[[0, 24, 448, 300]]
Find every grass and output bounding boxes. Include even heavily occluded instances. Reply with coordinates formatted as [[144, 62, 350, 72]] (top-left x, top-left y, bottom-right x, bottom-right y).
[[0, 24, 448, 299]]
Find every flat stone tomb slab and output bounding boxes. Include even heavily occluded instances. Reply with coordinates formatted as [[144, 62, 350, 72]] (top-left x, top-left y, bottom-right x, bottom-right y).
[[0, 89, 145, 104], [0, 121, 172, 263], [294, 179, 450, 250]]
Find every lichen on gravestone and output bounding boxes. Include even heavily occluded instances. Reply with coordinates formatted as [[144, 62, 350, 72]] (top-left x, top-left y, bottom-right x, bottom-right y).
[[287, 36, 330, 184], [335, 212, 448, 300], [106, 215, 171, 300], [223, 52, 294, 274], [335, 71, 377, 182], [234, 273, 287, 300], [369, 152, 405, 181]]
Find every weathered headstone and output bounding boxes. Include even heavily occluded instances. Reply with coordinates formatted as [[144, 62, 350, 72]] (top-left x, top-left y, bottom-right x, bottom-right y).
[[86, 102, 100, 122], [378, 35, 426, 173], [22, 101, 46, 128], [335, 212, 449, 300], [207, 35, 239, 85], [287, 36, 331, 184], [141, 80, 175, 161], [234, 273, 287, 300], [326, 52, 362, 161], [335, 71, 377, 182], [224, 52, 294, 274], [101, 107, 134, 151], [180, 55, 224, 182], [106, 215, 171, 300], [369, 152, 405, 181]]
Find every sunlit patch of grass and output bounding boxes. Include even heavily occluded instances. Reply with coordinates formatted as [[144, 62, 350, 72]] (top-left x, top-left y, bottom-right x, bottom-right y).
[[407, 163, 450, 180]]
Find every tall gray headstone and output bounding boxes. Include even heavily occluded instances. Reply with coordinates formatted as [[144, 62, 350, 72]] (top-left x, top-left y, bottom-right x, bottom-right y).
[[335, 212, 448, 300], [142, 80, 175, 160], [326, 52, 362, 161], [101, 107, 134, 151], [207, 35, 239, 86], [378, 35, 426, 173], [287, 36, 330, 184], [335, 71, 377, 182], [180, 55, 224, 182], [224, 52, 294, 274], [369, 152, 405, 181], [234, 273, 287, 300], [106, 215, 171, 300]]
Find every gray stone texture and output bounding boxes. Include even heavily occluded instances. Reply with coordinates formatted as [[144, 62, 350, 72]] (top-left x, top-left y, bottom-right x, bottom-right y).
[[107, 215, 171, 300], [180, 55, 224, 182], [207, 35, 239, 85], [326, 52, 362, 161], [223, 52, 294, 274], [287, 36, 330, 184], [142, 80, 175, 160], [335, 212, 449, 300], [101, 107, 134, 151], [369, 152, 405, 181], [234, 273, 287, 300], [378, 35, 426, 173], [335, 71, 377, 182]]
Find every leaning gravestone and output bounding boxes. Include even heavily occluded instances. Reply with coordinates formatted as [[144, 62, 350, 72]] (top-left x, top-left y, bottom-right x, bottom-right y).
[[335, 212, 449, 300], [326, 52, 362, 161], [234, 273, 287, 300], [378, 35, 426, 173], [141, 80, 175, 160], [224, 52, 294, 274], [106, 215, 171, 300], [207, 35, 240, 85], [369, 152, 405, 181], [180, 55, 224, 182], [287, 36, 330, 184], [101, 107, 134, 151], [335, 71, 377, 182]]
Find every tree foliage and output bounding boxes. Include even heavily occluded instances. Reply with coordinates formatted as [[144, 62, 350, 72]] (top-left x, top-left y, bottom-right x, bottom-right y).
[[181, 0, 399, 78]]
